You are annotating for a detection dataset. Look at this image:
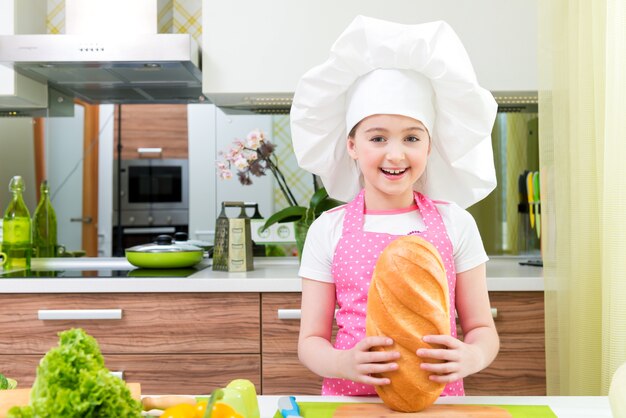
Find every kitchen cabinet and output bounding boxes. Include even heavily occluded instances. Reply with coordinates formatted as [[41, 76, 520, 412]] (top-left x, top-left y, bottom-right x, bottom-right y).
[[0, 293, 260, 395], [260, 291, 546, 396], [114, 104, 189, 160], [462, 291, 546, 395], [0, 289, 544, 396], [261, 293, 338, 394]]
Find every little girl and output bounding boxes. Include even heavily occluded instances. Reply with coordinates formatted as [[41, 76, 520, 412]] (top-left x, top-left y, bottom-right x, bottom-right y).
[[290, 16, 500, 397]]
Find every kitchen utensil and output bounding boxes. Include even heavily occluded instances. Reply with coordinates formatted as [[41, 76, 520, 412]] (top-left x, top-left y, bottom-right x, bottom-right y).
[[533, 171, 541, 238], [0, 383, 141, 418], [278, 396, 303, 418], [526, 171, 535, 230], [125, 235, 203, 269], [142, 395, 196, 411], [212, 202, 254, 272], [332, 403, 513, 417], [518, 173, 528, 215]]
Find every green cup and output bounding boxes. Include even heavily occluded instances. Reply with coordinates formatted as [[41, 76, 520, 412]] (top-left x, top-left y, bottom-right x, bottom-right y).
[[226, 379, 260, 418], [217, 388, 247, 416]]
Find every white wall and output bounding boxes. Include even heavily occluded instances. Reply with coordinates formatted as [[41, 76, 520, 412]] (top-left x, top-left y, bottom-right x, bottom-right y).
[[203, 0, 538, 96]]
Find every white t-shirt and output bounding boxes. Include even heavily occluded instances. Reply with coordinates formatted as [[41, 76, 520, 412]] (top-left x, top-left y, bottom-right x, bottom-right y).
[[298, 200, 488, 283]]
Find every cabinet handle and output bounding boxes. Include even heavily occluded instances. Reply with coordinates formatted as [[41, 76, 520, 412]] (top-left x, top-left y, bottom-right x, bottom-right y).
[[278, 309, 496, 321], [110, 371, 125, 380], [38, 309, 123, 320], [277, 309, 338, 320], [137, 147, 163, 155]]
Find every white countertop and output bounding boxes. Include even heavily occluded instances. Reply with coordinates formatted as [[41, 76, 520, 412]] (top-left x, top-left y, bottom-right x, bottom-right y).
[[0, 256, 543, 293], [256, 395, 612, 418]]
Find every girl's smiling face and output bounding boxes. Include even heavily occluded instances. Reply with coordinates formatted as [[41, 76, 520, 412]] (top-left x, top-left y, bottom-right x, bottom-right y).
[[347, 114, 431, 210]]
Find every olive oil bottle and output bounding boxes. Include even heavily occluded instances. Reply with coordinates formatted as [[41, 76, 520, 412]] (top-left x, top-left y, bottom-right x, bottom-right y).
[[32, 180, 57, 258], [2, 176, 32, 270]]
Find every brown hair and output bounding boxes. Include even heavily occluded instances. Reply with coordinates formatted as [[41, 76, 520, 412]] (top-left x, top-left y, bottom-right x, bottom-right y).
[[348, 121, 361, 138]]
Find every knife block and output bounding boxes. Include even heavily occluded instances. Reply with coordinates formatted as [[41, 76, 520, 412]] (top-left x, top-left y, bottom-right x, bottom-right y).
[[212, 202, 254, 272]]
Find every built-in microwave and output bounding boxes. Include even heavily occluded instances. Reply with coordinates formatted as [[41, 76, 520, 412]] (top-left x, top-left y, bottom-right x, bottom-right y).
[[113, 159, 189, 227]]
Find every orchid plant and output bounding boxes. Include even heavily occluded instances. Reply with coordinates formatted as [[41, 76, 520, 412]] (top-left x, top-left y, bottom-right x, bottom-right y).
[[216, 129, 299, 207], [217, 129, 343, 254]]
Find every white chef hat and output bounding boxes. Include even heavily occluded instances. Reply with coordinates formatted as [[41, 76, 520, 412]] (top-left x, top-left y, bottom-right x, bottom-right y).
[[290, 15, 498, 208]]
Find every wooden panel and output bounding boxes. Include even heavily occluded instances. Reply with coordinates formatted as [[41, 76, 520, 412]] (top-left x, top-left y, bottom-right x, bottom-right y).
[[261, 293, 336, 395], [261, 293, 302, 354], [464, 350, 546, 395], [261, 293, 337, 354], [114, 104, 188, 159], [262, 292, 546, 396], [462, 291, 546, 395], [262, 353, 323, 395], [0, 354, 261, 396], [0, 293, 260, 354]]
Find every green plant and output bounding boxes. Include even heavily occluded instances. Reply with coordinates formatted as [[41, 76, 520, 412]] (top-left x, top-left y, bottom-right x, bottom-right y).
[[262, 187, 343, 231]]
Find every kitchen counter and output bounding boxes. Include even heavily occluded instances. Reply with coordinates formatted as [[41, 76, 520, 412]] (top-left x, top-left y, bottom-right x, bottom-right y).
[[0, 256, 543, 293], [256, 395, 611, 418]]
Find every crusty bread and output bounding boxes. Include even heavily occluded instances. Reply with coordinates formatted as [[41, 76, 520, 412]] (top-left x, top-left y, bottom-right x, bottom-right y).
[[366, 235, 451, 412]]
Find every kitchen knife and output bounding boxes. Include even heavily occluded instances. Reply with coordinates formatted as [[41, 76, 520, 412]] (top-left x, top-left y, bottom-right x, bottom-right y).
[[533, 171, 541, 239], [526, 172, 535, 229]]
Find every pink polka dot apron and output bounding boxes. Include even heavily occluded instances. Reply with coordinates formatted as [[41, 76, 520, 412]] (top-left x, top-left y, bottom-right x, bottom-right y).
[[321, 189, 464, 396]]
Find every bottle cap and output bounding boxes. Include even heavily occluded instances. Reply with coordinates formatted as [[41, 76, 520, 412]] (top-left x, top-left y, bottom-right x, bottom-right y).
[[9, 176, 25, 192]]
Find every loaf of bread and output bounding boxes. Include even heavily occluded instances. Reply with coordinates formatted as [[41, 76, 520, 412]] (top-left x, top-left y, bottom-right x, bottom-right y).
[[366, 235, 451, 412]]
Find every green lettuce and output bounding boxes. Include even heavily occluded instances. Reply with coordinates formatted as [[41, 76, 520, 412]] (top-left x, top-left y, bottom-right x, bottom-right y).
[[8, 328, 142, 418]]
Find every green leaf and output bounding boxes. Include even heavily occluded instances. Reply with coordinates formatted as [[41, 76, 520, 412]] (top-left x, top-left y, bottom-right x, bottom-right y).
[[314, 198, 344, 216], [262, 206, 307, 230], [309, 187, 329, 211]]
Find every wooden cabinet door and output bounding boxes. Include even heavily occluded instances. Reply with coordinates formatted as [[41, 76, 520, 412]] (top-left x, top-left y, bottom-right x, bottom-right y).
[[115, 104, 188, 159], [463, 291, 546, 395], [0, 293, 260, 354], [263, 292, 546, 396], [261, 293, 336, 395]]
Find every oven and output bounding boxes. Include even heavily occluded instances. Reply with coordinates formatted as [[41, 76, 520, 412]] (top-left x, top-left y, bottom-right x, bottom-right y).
[[117, 159, 188, 213], [113, 159, 189, 255]]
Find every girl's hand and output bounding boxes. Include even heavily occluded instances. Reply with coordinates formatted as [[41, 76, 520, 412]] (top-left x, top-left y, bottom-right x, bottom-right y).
[[337, 336, 400, 386], [416, 335, 483, 383]]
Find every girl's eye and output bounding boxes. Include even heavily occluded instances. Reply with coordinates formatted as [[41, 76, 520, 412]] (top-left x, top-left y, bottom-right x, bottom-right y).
[[370, 136, 386, 143], [405, 136, 421, 142]]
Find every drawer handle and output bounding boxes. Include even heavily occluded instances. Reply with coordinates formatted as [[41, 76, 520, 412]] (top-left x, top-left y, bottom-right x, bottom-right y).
[[278, 309, 497, 321], [110, 371, 125, 380], [277, 309, 338, 320], [38, 309, 123, 320], [137, 147, 163, 155]]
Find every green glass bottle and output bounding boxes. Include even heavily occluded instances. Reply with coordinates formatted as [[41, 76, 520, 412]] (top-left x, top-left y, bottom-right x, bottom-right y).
[[2, 176, 32, 270], [32, 180, 57, 258]]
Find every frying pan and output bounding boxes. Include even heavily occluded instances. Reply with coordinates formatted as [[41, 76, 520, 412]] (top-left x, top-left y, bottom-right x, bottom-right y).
[[125, 235, 204, 269]]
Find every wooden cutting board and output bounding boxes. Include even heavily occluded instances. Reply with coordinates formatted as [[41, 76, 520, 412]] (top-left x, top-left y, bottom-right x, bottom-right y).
[[333, 403, 513, 417], [0, 383, 141, 418]]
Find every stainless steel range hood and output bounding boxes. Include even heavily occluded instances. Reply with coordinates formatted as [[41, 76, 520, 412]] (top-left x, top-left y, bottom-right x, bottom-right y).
[[0, 33, 205, 104], [0, 0, 205, 109]]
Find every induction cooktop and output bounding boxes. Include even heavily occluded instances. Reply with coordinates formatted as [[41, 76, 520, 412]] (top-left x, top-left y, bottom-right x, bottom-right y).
[[0, 265, 209, 279]]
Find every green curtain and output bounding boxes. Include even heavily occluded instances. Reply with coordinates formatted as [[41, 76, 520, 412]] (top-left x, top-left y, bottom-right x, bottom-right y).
[[539, 0, 626, 395]]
